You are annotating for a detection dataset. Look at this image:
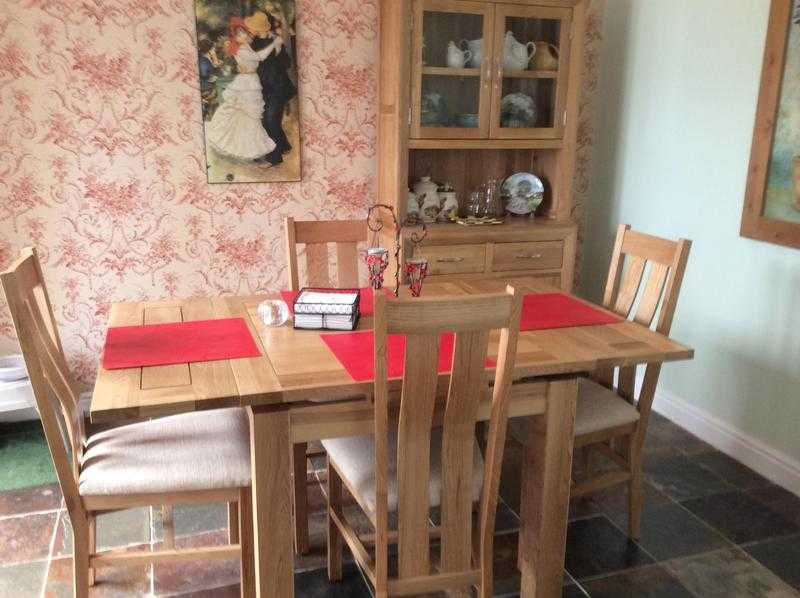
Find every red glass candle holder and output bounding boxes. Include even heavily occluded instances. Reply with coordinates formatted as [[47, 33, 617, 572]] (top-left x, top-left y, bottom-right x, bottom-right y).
[[363, 247, 390, 290], [404, 258, 428, 297]]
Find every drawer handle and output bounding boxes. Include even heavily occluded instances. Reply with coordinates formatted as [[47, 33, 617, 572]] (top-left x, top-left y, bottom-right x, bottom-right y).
[[515, 253, 543, 260], [436, 257, 465, 263]]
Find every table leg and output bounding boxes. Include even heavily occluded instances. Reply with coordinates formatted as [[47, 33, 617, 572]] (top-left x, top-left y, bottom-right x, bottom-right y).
[[248, 406, 294, 598], [518, 378, 578, 598]]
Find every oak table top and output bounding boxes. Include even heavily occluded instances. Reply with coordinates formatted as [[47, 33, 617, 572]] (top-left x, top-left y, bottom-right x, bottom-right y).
[[90, 277, 693, 422]]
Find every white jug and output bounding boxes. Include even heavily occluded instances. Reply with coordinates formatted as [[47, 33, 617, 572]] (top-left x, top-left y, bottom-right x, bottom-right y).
[[503, 31, 535, 71], [446, 41, 472, 69], [460, 38, 482, 68]]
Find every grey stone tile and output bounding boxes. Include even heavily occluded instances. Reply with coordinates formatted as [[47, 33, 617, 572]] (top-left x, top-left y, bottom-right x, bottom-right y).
[[564, 516, 654, 580], [608, 502, 730, 561], [681, 490, 799, 545], [153, 502, 228, 540], [582, 564, 694, 597], [644, 454, 732, 501], [666, 547, 799, 598], [744, 534, 800, 590], [54, 508, 151, 556], [0, 561, 48, 596], [295, 563, 372, 597], [748, 485, 800, 527], [694, 451, 773, 491]]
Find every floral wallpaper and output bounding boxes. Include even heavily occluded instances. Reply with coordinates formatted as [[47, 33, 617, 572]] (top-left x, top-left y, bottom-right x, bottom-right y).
[[0, 0, 604, 385]]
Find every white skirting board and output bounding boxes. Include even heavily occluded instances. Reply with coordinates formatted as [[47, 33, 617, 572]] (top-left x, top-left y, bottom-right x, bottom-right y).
[[652, 385, 800, 497]]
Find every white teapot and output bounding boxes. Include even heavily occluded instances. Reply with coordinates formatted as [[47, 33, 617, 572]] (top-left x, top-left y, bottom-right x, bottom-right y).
[[460, 38, 482, 68], [446, 41, 472, 69], [503, 31, 535, 71]]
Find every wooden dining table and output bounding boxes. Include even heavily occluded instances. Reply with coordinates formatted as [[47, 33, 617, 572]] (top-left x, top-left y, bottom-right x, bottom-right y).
[[90, 276, 693, 598]]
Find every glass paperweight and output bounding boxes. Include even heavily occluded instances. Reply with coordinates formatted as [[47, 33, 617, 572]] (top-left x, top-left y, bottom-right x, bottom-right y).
[[258, 299, 290, 327]]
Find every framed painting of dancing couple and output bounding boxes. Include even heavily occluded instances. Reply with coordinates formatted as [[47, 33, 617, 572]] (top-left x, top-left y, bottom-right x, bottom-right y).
[[742, 0, 800, 249], [194, 0, 301, 183]]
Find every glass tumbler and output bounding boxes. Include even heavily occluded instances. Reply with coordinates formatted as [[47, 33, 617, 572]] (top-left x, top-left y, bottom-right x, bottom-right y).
[[258, 299, 290, 327]]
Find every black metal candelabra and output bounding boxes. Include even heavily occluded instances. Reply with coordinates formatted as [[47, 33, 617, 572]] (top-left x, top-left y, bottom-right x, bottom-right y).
[[366, 204, 427, 297]]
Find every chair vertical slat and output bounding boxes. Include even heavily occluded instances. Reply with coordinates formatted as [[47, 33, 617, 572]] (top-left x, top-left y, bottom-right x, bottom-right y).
[[284, 217, 300, 291], [655, 239, 692, 335], [440, 330, 490, 579], [335, 242, 360, 288], [602, 224, 631, 309], [477, 289, 522, 597], [396, 333, 440, 579], [613, 256, 646, 317], [305, 243, 331, 287], [634, 262, 669, 327], [373, 292, 391, 596]]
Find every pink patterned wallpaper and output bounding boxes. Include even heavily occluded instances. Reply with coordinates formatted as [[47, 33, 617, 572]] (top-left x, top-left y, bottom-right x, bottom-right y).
[[0, 0, 603, 385]]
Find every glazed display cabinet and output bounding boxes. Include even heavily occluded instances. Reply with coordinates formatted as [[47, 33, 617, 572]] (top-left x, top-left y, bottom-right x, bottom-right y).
[[378, 0, 588, 290]]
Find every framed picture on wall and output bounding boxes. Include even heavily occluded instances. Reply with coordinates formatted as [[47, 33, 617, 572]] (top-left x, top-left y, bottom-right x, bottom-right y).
[[194, 0, 301, 183], [741, 0, 800, 249]]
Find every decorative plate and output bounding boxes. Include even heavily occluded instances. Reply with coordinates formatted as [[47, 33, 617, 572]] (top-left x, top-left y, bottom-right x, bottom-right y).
[[502, 172, 545, 215]]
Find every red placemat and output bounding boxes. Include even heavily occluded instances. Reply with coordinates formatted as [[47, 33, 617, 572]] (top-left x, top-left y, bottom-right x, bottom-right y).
[[521, 293, 620, 331], [321, 331, 495, 382], [102, 318, 261, 370], [281, 288, 391, 316]]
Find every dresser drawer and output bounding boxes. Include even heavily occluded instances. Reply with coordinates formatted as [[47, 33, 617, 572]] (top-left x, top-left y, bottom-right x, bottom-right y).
[[491, 241, 564, 272], [415, 244, 486, 276]]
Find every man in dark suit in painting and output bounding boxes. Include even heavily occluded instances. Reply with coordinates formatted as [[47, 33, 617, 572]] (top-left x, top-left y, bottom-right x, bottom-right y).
[[248, 8, 297, 166]]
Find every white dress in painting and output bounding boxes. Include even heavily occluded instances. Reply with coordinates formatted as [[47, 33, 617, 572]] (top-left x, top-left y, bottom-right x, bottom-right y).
[[206, 45, 277, 161]]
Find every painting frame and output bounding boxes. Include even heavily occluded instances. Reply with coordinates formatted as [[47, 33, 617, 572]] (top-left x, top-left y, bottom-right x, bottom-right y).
[[741, 0, 800, 249], [193, 0, 302, 184]]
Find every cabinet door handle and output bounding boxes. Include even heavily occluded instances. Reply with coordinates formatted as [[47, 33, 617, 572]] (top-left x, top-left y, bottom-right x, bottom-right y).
[[515, 253, 543, 260], [437, 257, 465, 263]]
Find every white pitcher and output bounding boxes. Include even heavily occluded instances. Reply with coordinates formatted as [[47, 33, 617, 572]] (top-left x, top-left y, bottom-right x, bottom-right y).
[[503, 31, 535, 71], [460, 38, 482, 68], [446, 41, 472, 69]]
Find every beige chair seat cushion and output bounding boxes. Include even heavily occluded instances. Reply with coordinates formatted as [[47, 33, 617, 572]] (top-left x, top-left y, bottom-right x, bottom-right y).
[[322, 428, 484, 515], [79, 408, 250, 497], [509, 379, 640, 444]]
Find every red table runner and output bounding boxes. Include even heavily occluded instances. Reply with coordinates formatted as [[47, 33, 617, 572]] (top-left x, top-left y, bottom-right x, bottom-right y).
[[520, 293, 620, 331], [321, 293, 619, 382], [281, 288, 391, 317], [320, 331, 495, 382], [102, 318, 261, 370]]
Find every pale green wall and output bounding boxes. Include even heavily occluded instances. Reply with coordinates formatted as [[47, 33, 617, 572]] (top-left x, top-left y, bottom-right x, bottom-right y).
[[581, 0, 800, 461]]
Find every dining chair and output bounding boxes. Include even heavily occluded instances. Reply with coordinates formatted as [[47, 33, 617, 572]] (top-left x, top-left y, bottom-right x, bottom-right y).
[[284, 216, 368, 554], [511, 224, 691, 540], [323, 287, 522, 597], [1, 248, 255, 598]]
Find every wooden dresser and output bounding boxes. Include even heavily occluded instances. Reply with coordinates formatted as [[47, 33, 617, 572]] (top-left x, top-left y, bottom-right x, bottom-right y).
[[377, 0, 588, 290]]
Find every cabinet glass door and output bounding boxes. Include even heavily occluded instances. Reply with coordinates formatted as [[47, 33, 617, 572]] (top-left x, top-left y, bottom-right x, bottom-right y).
[[411, 0, 494, 139], [489, 5, 572, 139]]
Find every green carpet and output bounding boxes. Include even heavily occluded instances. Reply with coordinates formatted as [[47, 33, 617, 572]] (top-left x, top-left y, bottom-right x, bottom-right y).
[[0, 422, 57, 491]]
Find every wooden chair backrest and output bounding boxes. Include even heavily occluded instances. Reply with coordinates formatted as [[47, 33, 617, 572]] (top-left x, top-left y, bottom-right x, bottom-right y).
[[0, 248, 86, 515], [599, 224, 692, 403], [283, 217, 368, 290], [372, 287, 522, 590]]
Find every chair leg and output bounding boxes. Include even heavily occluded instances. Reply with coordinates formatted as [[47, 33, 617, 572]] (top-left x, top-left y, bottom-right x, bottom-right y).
[[628, 450, 643, 540], [239, 488, 256, 598], [228, 502, 240, 544], [162, 505, 175, 549], [327, 457, 343, 582], [293, 442, 310, 555], [73, 516, 91, 598], [87, 514, 96, 587], [477, 534, 494, 598]]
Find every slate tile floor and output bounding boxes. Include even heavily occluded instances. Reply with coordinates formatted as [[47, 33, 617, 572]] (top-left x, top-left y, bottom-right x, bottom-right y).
[[0, 412, 798, 597]]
